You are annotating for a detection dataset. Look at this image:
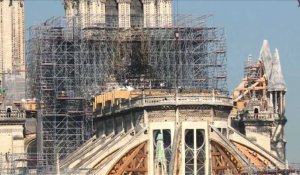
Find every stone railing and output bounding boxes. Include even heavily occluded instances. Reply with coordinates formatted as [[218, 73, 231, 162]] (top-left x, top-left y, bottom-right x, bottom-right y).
[[243, 111, 274, 121], [0, 110, 26, 120], [96, 94, 232, 117]]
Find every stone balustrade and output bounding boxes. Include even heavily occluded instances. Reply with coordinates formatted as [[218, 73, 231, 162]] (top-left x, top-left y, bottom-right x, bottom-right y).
[[243, 111, 274, 121], [96, 94, 232, 117], [0, 110, 25, 120]]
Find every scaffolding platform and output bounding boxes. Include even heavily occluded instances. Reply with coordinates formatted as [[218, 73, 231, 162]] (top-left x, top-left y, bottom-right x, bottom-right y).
[[27, 14, 227, 169]]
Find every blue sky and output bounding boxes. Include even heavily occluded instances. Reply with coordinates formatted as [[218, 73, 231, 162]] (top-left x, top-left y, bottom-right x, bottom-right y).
[[25, 0, 300, 163]]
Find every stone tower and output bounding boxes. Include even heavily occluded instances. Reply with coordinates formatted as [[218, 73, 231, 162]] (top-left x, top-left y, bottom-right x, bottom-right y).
[[64, 0, 172, 28], [232, 40, 287, 161], [0, 0, 25, 75], [0, 2, 26, 174]]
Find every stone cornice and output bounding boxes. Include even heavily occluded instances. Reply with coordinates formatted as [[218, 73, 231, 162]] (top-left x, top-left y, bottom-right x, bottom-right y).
[[117, 0, 132, 3]]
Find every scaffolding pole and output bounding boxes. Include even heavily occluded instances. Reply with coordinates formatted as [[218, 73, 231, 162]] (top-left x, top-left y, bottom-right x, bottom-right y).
[[26, 15, 227, 171]]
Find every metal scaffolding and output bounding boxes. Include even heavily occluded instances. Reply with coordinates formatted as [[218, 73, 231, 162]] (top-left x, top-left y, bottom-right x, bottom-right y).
[[26, 15, 227, 170], [26, 17, 94, 170]]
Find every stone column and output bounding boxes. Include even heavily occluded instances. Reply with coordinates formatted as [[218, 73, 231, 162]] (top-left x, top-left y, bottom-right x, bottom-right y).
[[142, 0, 156, 27], [0, 0, 13, 73], [89, 0, 106, 27], [282, 92, 286, 114], [165, 0, 172, 27], [18, 0, 25, 76], [175, 107, 179, 125], [280, 91, 283, 114], [143, 109, 148, 127], [78, 0, 88, 28], [156, 0, 172, 27], [89, 0, 97, 26], [103, 120, 106, 136], [65, 0, 75, 27], [117, 0, 131, 28], [0, 2, 2, 76], [274, 92, 278, 113], [210, 107, 215, 122], [156, 0, 164, 27], [193, 129, 197, 173], [112, 116, 116, 134], [269, 92, 273, 111], [130, 112, 134, 129], [100, 0, 106, 25], [11, 0, 24, 73]]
